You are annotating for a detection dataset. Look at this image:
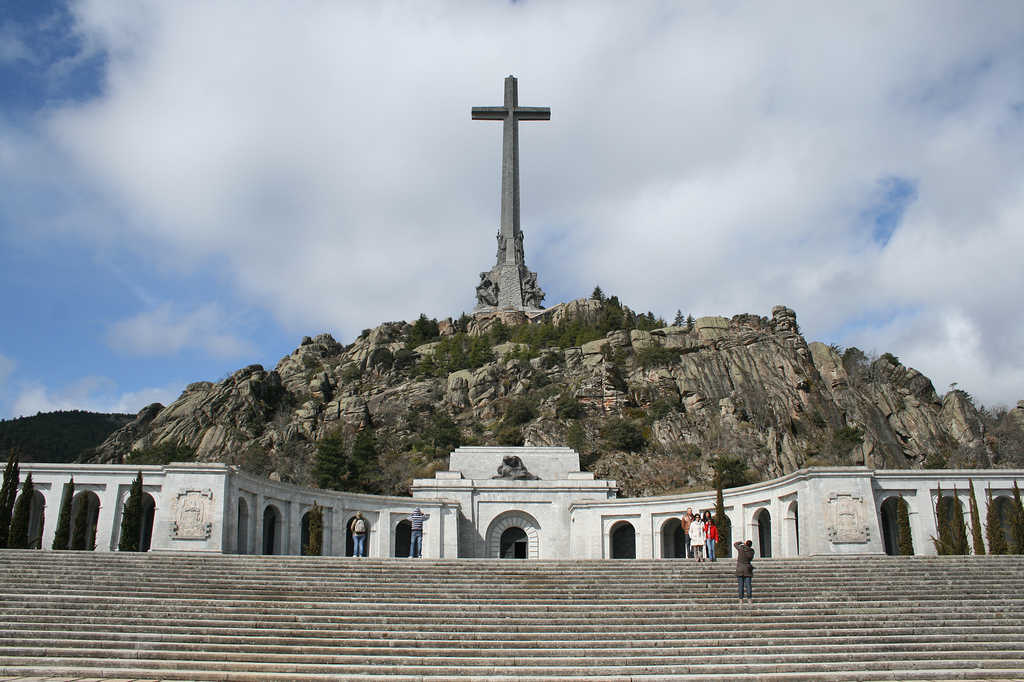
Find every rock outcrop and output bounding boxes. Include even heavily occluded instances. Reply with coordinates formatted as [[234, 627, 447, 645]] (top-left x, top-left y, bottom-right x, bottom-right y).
[[86, 300, 1024, 496]]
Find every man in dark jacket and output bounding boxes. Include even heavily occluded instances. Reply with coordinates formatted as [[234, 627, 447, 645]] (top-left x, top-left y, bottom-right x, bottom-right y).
[[734, 540, 754, 603]]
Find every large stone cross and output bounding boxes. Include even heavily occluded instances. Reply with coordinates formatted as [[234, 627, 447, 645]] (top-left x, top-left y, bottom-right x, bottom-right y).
[[472, 76, 548, 312]]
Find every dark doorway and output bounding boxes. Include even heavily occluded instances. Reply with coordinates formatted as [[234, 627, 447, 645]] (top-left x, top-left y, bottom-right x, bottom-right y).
[[611, 521, 636, 559], [755, 509, 772, 558], [880, 497, 901, 555], [236, 498, 249, 554], [140, 493, 155, 552], [300, 512, 311, 555], [500, 527, 528, 558], [661, 518, 685, 558], [70, 491, 101, 550], [395, 520, 411, 557], [262, 505, 281, 555]]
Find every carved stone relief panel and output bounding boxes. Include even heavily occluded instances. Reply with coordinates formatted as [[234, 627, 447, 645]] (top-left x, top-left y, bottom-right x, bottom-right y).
[[171, 489, 214, 540], [825, 492, 870, 544]]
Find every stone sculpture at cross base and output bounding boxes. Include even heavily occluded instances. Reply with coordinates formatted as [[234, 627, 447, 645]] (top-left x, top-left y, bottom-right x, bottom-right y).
[[472, 75, 548, 313]]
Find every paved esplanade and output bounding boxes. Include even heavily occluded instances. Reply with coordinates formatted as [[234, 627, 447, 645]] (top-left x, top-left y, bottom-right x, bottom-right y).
[[473, 75, 547, 312]]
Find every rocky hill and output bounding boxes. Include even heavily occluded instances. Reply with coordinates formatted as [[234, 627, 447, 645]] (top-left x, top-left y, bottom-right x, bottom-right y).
[[85, 298, 1024, 497]]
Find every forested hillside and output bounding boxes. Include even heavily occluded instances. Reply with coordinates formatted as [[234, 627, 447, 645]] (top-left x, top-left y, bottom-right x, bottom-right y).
[[0, 410, 134, 463]]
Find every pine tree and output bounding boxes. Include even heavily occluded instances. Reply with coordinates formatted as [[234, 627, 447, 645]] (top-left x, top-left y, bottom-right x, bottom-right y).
[[118, 472, 144, 552], [896, 495, 914, 555], [673, 310, 684, 327], [968, 480, 985, 555], [686, 314, 695, 331], [7, 473, 34, 549], [314, 430, 349, 490], [52, 477, 74, 550], [71, 493, 90, 551], [304, 502, 323, 556], [1011, 481, 1024, 554], [713, 474, 730, 558], [985, 486, 1008, 555], [590, 285, 604, 302], [349, 429, 380, 494], [933, 483, 954, 555], [0, 450, 20, 548], [950, 486, 970, 555]]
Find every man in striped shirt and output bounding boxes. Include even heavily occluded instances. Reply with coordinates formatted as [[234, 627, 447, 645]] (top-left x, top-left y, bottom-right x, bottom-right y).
[[409, 507, 429, 558]]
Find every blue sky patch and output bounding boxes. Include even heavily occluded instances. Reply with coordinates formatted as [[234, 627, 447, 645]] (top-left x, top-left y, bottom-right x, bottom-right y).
[[861, 176, 917, 248]]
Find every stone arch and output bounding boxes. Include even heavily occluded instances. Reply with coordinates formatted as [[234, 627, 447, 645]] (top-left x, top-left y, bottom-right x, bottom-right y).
[[15, 490, 46, 549], [754, 508, 772, 558], [783, 500, 799, 556], [70, 490, 101, 551], [345, 514, 372, 557], [485, 511, 540, 559], [879, 496, 911, 556], [610, 520, 636, 559], [262, 504, 282, 555], [992, 496, 1016, 551], [236, 498, 250, 554], [300, 511, 312, 555], [394, 519, 411, 558], [660, 517, 685, 558]]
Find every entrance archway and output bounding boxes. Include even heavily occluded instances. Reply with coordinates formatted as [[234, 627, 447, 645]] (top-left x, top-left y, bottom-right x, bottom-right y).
[[992, 496, 1016, 552], [879, 496, 911, 555], [262, 504, 281, 555], [610, 521, 636, 559], [485, 511, 540, 559], [755, 508, 771, 558], [345, 515, 371, 557], [394, 519, 411, 557], [23, 490, 45, 549], [500, 527, 529, 558], [300, 511, 312, 555], [784, 501, 799, 556], [661, 518, 685, 558], [236, 498, 249, 554], [70, 491, 100, 551]]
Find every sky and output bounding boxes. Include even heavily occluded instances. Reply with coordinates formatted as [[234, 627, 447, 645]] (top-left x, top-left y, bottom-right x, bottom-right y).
[[1, 0, 1023, 419]]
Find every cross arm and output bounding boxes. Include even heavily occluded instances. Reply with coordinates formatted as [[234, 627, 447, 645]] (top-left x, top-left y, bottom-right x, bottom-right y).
[[515, 107, 550, 121], [472, 107, 507, 120]]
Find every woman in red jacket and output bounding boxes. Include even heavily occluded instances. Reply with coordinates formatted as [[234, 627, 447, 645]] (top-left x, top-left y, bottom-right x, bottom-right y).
[[703, 510, 718, 562]]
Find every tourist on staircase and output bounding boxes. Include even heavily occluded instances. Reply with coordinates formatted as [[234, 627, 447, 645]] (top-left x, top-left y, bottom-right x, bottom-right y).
[[681, 508, 693, 558], [690, 514, 705, 562], [735, 539, 754, 603], [409, 507, 429, 558], [703, 511, 718, 562], [352, 512, 367, 557]]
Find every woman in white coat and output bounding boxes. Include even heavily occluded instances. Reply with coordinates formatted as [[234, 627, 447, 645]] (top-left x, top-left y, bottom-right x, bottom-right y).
[[689, 516, 705, 562]]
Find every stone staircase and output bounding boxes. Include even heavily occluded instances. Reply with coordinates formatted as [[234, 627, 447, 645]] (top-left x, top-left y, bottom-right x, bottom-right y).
[[0, 550, 1022, 680]]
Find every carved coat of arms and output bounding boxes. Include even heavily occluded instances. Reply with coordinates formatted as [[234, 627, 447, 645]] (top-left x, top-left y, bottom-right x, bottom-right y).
[[826, 492, 870, 543], [171, 489, 214, 540]]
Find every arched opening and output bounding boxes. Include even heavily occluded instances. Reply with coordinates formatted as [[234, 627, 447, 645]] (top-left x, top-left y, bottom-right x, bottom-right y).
[[485, 511, 541, 559], [70, 491, 101, 551], [936, 495, 960, 528], [717, 514, 733, 558], [755, 508, 772, 558], [784, 501, 799, 556], [139, 493, 155, 552], [610, 521, 636, 559], [262, 504, 281, 555], [25, 490, 46, 549], [300, 511, 311, 556], [236, 498, 249, 554], [661, 518, 685, 558], [500, 526, 529, 558], [993, 496, 1016, 551], [879, 496, 909, 556], [394, 519, 411, 557]]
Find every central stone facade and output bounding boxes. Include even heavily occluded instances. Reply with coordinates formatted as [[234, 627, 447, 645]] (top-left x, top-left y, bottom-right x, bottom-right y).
[[472, 76, 548, 312]]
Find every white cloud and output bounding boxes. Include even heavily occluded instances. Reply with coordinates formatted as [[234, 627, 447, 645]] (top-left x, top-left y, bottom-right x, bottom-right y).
[[106, 303, 254, 358], [8, 0, 1022, 406], [10, 375, 180, 418]]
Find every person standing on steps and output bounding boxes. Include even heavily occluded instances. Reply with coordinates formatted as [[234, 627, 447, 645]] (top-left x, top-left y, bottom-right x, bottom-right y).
[[409, 507, 429, 558], [734, 539, 755, 603], [681, 509, 693, 559], [351, 512, 368, 557], [689, 513, 705, 562], [703, 511, 718, 562]]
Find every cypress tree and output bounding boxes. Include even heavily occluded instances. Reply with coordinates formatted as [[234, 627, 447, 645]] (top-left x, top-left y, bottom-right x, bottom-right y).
[[7, 473, 34, 549], [968, 480, 985, 555], [0, 451, 20, 549], [896, 495, 914, 555], [52, 477, 74, 550], [932, 483, 954, 555], [713, 475, 730, 558], [950, 486, 970, 555], [1011, 481, 1024, 554], [118, 472, 144, 552], [304, 502, 323, 556], [71, 493, 90, 551], [985, 486, 1008, 555]]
